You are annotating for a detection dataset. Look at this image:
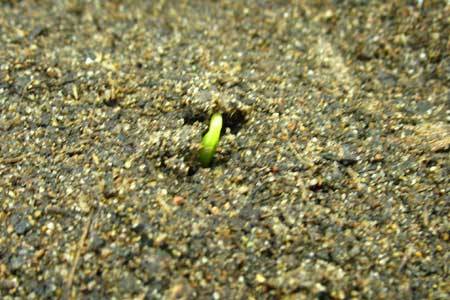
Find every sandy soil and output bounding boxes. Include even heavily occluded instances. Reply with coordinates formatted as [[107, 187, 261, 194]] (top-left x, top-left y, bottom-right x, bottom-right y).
[[0, 1, 449, 299]]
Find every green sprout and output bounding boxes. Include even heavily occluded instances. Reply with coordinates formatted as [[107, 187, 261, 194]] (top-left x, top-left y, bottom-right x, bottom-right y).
[[198, 113, 223, 167]]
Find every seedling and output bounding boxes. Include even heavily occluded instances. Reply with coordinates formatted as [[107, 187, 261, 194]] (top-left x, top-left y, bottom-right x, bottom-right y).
[[198, 113, 223, 167]]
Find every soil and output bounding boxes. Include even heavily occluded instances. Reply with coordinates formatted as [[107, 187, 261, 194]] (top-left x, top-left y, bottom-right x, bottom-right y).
[[0, 0, 449, 299]]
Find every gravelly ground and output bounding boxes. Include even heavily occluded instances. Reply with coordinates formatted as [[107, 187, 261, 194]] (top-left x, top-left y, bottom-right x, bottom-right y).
[[0, 0, 449, 299]]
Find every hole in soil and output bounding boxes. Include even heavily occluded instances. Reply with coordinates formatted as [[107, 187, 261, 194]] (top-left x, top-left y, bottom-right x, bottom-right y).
[[222, 109, 246, 134], [182, 108, 207, 124], [187, 165, 199, 176], [183, 108, 247, 134], [104, 98, 119, 107]]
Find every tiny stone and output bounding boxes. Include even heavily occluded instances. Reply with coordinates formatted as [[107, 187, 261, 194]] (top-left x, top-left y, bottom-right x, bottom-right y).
[[255, 274, 266, 283], [14, 219, 32, 235], [172, 195, 185, 206]]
